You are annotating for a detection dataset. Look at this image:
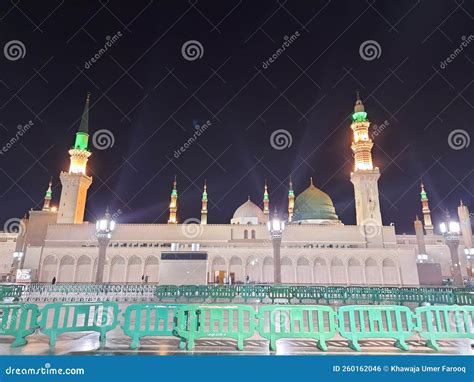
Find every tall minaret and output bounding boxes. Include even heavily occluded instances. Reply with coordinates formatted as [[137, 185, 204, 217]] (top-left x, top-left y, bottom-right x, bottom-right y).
[[168, 176, 178, 224], [42, 177, 53, 211], [200, 179, 208, 225], [420, 182, 434, 234], [458, 200, 473, 249], [57, 93, 93, 224], [349, 93, 382, 226], [263, 179, 270, 222], [414, 215, 427, 257], [288, 176, 295, 223]]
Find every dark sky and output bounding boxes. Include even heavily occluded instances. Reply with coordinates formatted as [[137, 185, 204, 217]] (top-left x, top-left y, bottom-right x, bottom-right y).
[[0, 0, 472, 233]]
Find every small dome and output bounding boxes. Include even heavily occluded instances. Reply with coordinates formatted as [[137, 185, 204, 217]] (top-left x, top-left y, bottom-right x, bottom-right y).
[[292, 179, 339, 224], [231, 197, 265, 224]]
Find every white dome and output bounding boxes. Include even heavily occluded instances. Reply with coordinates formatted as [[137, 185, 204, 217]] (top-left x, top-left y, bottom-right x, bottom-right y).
[[231, 198, 265, 224]]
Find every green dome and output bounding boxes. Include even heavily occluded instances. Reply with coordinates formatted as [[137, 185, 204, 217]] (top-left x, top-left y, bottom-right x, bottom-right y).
[[292, 180, 339, 222]]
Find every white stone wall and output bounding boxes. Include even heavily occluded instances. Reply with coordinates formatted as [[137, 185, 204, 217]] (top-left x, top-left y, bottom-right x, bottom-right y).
[[36, 245, 419, 286]]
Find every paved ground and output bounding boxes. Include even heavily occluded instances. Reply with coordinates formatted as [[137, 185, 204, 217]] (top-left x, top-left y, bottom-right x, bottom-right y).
[[1, 302, 472, 356]]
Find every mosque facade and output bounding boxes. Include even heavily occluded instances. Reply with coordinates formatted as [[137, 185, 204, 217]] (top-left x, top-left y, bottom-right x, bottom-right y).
[[2, 95, 472, 286]]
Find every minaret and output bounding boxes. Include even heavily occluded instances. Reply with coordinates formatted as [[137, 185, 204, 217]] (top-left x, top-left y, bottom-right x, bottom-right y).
[[349, 93, 383, 226], [263, 179, 270, 223], [200, 179, 208, 225], [168, 176, 178, 224], [42, 177, 53, 211], [420, 182, 434, 234], [57, 93, 93, 224], [288, 176, 295, 223], [458, 200, 473, 249]]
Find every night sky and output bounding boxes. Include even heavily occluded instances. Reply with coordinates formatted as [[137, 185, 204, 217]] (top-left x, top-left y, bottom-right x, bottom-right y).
[[0, 0, 472, 233]]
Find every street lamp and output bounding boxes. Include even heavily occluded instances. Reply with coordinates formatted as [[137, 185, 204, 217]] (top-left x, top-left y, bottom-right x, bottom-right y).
[[95, 208, 116, 283], [439, 215, 463, 287], [267, 213, 285, 284]]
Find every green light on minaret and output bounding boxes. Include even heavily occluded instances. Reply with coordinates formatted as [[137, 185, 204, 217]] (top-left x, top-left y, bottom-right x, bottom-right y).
[[73, 93, 90, 150], [352, 111, 368, 122]]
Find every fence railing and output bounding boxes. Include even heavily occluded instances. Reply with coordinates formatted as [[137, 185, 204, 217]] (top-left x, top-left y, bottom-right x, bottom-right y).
[[2, 283, 472, 306], [1, 302, 472, 352]]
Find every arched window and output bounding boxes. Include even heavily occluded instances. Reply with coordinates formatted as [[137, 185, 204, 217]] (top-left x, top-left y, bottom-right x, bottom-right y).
[[251, 230, 256, 239], [244, 230, 248, 239]]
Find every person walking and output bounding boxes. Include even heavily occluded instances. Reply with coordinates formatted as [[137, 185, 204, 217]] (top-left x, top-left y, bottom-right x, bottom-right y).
[[52, 276, 56, 285]]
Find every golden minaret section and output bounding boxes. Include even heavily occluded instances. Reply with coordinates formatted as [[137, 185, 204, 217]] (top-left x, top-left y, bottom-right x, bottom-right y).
[[288, 176, 295, 223], [200, 179, 208, 225], [168, 176, 178, 224], [351, 92, 374, 172], [420, 182, 434, 234]]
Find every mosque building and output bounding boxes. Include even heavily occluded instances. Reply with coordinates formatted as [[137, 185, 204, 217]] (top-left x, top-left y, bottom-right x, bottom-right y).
[[1, 94, 472, 285]]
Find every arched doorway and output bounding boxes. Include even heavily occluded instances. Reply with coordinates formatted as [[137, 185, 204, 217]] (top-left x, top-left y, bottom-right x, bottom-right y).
[[109, 256, 125, 282], [211, 256, 226, 283], [281, 257, 294, 283], [41, 255, 57, 282], [314, 257, 329, 284], [144, 256, 159, 282], [296, 257, 312, 283], [348, 258, 364, 285], [245, 256, 260, 283], [58, 256, 75, 282], [330, 257, 346, 284], [127, 256, 142, 282], [75, 256, 92, 282], [262, 257, 274, 283], [365, 258, 380, 284], [229, 256, 244, 283]]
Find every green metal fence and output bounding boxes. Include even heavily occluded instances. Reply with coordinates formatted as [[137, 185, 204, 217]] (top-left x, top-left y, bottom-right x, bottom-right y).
[[338, 305, 415, 351], [0, 304, 40, 347], [173, 304, 256, 350], [415, 305, 474, 351], [40, 302, 119, 347], [256, 305, 337, 351], [122, 303, 181, 349], [0, 302, 473, 351]]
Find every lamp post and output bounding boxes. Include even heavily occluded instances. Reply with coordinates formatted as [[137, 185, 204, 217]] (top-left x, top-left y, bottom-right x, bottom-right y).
[[267, 214, 285, 284], [95, 208, 115, 283], [439, 217, 463, 287]]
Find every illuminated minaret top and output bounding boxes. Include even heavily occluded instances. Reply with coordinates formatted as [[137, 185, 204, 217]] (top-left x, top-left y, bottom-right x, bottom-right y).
[[200, 179, 208, 225], [263, 179, 269, 222], [288, 176, 295, 223], [168, 176, 178, 224], [42, 177, 53, 211], [420, 182, 434, 234], [68, 93, 92, 174], [351, 92, 374, 171]]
